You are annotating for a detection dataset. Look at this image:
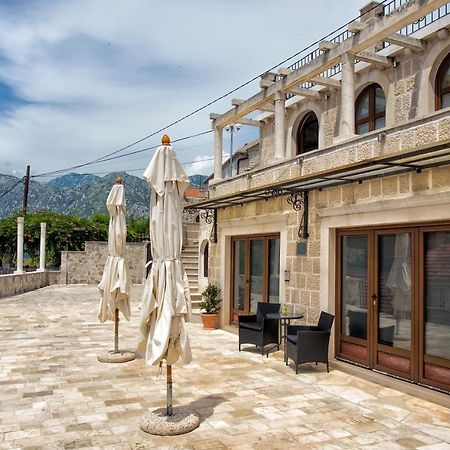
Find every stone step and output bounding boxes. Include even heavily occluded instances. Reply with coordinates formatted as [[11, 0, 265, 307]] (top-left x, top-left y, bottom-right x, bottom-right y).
[[190, 310, 202, 324], [182, 254, 198, 259]]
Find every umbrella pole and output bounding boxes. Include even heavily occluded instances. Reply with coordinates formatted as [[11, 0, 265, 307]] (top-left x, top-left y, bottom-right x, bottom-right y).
[[167, 364, 173, 416], [114, 308, 119, 353]]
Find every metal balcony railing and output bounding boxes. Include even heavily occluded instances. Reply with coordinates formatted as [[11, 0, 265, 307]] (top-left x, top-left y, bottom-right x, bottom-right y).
[[281, 1, 450, 99]]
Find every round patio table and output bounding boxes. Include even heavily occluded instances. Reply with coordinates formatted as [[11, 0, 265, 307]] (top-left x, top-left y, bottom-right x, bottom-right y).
[[266, 312, 303, 362]]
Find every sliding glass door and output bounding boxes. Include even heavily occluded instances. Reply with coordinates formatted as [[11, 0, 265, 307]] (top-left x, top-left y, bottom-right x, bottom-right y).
[[337, 224, 450, 392]]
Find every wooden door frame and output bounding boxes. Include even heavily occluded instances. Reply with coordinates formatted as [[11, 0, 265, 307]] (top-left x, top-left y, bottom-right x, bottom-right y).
[[230, 233, 280, 324], [418, 224, 450, 392], [372, 228, 416, 381], [335, 229, 371, 367], [336, 220, 450, 393]]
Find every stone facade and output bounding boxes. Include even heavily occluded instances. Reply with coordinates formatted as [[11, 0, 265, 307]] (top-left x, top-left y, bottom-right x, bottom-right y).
[[0, 270, 60, 298], [60, 241, 148, 285], [201, 4, 450, 330]]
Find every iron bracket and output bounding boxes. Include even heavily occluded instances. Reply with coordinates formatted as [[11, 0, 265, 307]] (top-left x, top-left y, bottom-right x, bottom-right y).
[[287, 191, 309, 239]]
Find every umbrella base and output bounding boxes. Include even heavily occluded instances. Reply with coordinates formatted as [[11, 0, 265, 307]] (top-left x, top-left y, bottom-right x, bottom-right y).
[[140, 407, 200, 436], [97, 350, 135, 363]]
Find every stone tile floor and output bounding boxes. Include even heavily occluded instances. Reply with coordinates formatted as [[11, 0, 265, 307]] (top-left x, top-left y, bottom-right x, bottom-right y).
[[0, 285, 449, 450]]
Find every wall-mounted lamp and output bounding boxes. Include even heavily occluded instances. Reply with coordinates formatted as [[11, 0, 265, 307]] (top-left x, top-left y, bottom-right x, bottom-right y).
[[377, 131, 386, 143]]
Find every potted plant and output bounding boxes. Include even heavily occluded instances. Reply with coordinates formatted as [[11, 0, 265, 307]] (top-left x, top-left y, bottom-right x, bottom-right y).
[[199, 283, 222, 330]]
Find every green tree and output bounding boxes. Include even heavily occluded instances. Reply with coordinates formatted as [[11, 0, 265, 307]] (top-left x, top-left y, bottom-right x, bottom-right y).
[[127, 216, 150, 241], [0, 211, 149, 268]]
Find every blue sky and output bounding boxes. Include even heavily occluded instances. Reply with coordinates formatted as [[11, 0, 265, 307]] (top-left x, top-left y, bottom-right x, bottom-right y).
[[0, 0, 363, 180]]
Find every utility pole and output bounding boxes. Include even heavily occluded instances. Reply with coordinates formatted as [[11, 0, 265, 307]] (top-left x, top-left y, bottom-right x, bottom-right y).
[[23, 165, 30, 215]]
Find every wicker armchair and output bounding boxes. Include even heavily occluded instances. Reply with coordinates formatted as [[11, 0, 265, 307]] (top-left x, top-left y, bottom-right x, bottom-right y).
[[286, 311, 335, 373], [238, 302, 280, 356]]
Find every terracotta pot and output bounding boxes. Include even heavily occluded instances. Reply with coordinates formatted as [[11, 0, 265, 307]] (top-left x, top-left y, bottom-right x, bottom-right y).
[[201, 313, 219, 330]]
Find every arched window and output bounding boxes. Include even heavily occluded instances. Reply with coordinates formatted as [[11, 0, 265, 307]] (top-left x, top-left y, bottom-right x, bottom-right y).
[[203, 242, 209, 278], [296, 112, 319, 155], [436, 53, 450, 110], [355, 84, 386, 134]]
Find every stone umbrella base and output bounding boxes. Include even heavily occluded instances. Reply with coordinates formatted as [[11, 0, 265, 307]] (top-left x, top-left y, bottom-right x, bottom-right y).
[[140, 407, 200, 436], [97, 350, 136, 363]]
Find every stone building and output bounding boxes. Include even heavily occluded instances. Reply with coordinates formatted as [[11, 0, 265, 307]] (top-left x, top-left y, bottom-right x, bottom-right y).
[[191, 0, 450, 393]]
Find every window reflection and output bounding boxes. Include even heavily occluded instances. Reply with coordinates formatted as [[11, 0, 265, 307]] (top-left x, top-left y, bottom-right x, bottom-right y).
[[341, 235, 368, 339], [355, 84, 386, 134], [378, 234, 411, 349], [425, 232, 450, 360]]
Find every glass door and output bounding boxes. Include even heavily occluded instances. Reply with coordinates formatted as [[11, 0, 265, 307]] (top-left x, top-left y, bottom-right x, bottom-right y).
[[232, 239, 248, 323], [231, 234, 280, 324], [373, 231, 414, 379], [337, 232, 370, 365], [419, 228, 450, 391], [337, 224, 450, 393]]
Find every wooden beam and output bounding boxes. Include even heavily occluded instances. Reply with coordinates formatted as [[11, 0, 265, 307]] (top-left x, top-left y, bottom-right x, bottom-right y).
[[213, 0, 447, 128], [355, 51, 393, 67], [348, 21, 365, 33], [231, 98, 245, 107], [278, 67, 293, 77], [384, 32, 425, 51], [258, 104, 275, 112], [310, 76, 341, 89], [319, 40, 337, 52], [209, 113, 220, 120], [237, 118, 262, 127], [287, 87, 321, 99], [260, 72, 277, 88]]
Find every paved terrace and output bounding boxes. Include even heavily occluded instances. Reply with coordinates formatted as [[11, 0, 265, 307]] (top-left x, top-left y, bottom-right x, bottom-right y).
[[1, 285, 449, 450]]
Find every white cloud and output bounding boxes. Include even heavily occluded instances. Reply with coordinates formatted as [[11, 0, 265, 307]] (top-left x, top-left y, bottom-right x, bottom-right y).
[[185, 155, 214, 176], [0, 0, 364, 179]]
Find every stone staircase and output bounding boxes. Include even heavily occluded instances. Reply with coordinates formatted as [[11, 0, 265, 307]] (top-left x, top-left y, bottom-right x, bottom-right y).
[[181, 223, 202, 323]]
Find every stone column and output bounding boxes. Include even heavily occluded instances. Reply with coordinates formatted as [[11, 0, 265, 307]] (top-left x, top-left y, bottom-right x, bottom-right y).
[[15, 216, 24, 274], [337, 52, 356, 141], [38, 222, 47, 272], [213, 122, 223, 181], [274, 91, 286, 159]]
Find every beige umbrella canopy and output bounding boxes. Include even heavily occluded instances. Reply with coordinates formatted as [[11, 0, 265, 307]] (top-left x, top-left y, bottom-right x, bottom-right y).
[[137, 136, 200, 434], [97, 178, 134, 363], [137, 137, 192, 367]]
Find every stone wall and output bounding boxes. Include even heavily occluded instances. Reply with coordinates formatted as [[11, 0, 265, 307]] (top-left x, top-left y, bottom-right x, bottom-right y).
[[0, 270, 61, 298], [206, 164, 450, 326], [210, 109, 450, 200], [60, 241, 148, 285]]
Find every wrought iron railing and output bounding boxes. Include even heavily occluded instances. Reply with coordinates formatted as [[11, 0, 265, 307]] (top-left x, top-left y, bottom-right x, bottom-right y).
[[282, 1, 450, 99]]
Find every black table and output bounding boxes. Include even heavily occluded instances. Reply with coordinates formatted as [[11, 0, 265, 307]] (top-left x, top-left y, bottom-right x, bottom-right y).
[[266, 312, 303, 361]]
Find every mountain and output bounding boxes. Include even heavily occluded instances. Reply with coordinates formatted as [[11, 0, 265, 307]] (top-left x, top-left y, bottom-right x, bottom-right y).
[[0, 172, 150, 218], [47, 172, 100, 189], [0, 172, 209, 219]]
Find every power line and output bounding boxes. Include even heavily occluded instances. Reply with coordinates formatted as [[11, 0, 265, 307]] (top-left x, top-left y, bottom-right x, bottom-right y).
[[32, 129, 214, 178], [79, 156, 216, 175], [31, 1, 388, 179], [0, 178, 24, 201]]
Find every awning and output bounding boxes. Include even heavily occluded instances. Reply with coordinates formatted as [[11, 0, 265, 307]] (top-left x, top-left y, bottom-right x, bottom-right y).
[[187, 138, 450, 210]]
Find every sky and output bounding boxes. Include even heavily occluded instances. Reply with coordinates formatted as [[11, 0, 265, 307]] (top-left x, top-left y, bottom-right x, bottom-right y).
[[0, 0, 364, 181]]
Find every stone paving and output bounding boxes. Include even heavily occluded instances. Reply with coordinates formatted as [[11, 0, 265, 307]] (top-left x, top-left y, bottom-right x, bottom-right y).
[[0, 285, 449, 450]]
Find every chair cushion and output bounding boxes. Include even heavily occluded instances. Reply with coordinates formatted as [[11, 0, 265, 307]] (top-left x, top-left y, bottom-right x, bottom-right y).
[[286, 334, 297, 345], [239, 322, 263, 331]]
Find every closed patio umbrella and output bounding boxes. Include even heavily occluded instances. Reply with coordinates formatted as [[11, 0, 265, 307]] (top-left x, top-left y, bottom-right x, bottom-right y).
[[137, 135, 198, 435], [97, 177, 135, 363]]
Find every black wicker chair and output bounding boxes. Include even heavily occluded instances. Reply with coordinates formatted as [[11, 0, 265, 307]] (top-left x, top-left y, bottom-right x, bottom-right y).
[[286, 311, 335, 373], [238, 302, 280, 356]]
